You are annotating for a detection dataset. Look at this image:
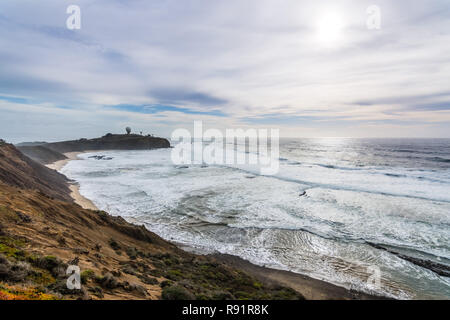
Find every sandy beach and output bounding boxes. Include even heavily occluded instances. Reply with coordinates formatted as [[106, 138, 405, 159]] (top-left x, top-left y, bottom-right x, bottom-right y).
[[45, 151, 81, 171], [68, 184, 98, 211], [46, 151, 99, 210]]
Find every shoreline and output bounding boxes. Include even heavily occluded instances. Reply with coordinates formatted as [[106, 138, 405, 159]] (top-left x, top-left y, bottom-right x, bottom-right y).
[[212, 254, 388, 300], [46, 151, 99, 211], [45, 153, 388, 300], [45, 151, 80, 171]]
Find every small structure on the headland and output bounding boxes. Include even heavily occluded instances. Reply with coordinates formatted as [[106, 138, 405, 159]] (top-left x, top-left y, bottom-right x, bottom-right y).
[[126, 127, 131, 135]]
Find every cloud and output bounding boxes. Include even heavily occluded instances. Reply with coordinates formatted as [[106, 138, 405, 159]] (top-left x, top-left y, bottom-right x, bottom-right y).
[[412, 101, 450, 111], [352, 91, 450, 107], [0, 70, 69, 97], [242, 114, 323, 125], [109, 103, 227, 117], [0, 0, 449, 141], [147, 88, 228, 107]]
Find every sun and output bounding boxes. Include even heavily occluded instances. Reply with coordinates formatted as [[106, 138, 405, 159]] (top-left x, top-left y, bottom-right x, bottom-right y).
[[316, 12, 345, 47]]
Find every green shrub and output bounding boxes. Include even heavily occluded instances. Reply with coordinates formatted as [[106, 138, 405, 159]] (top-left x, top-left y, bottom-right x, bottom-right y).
[[166, 269, 183, 280], [161, 285, 195, 300], [108, 238, 121, 251], [159, 280, 173, 288], [81, 269, 95, 284], [125, 247, 137, 260]]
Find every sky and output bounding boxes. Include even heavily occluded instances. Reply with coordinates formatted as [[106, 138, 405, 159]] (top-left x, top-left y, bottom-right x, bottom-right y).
[[0, 0, 450, 142]]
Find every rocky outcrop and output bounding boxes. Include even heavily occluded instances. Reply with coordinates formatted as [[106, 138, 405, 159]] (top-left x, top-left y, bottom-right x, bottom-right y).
[[367, 242, 450, 278]]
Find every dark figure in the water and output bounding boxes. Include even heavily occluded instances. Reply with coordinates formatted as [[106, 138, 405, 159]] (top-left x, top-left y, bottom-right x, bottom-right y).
[[299, 191, 307, 197]]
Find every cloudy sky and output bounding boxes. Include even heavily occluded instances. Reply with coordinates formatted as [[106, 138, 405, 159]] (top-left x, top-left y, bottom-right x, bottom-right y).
[[1, 0, 450, 142]]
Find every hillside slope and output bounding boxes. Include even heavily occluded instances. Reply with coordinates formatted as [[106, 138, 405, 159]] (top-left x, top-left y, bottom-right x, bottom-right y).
[[16, 145, 68, 165], [0, 141, 71, 201]]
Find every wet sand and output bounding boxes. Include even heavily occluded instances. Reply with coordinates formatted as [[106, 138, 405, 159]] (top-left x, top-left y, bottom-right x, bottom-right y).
[[46, 151, 99, 210], [46, 152, 81, 171], [68, 184, 98, 210], [212, 254, 388, 300]]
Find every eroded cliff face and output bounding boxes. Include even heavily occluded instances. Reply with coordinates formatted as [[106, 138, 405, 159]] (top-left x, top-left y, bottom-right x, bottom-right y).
[[15, 145, 68, 165], [0, 142, 71, 201]]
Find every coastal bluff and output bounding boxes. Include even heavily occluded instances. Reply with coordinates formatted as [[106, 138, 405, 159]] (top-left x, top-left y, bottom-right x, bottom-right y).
[[17, 134, 171, 164]]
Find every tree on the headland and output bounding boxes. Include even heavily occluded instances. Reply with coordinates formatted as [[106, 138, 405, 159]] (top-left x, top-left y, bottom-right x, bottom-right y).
[[126, 127, 131, 135]]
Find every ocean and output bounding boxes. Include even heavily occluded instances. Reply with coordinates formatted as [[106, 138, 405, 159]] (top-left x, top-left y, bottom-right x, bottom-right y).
[[61, 138, 450, 299]]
